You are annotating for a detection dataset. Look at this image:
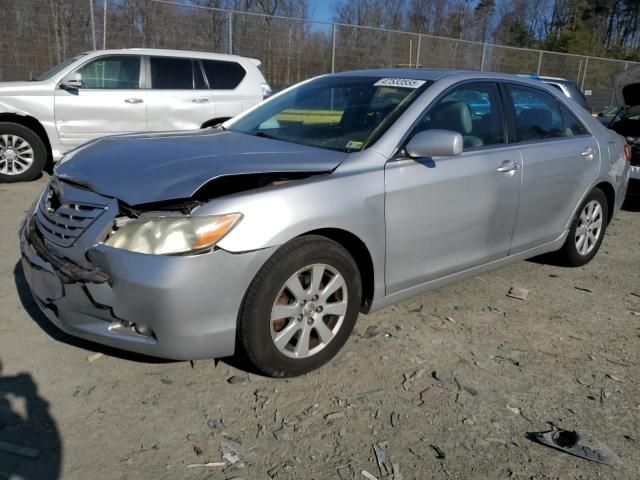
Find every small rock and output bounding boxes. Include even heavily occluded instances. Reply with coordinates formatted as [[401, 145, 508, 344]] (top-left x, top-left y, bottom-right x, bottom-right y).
[[273, 424, 294, 441], [193, 445, 203, 456], [207, 418, 225, 429], [227, 375, 249, 385], [160, 378, 173, 385], [391, 411, 400, 427], [325, 411, 345, 421], [507, 286, 529, 301], [419, 386, 448, 409], [606, 374, 624, 383], [86, 352, 104, 363]]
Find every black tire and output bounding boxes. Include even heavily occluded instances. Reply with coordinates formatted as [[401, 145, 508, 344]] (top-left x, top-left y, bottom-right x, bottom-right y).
[[0, 122, 47, 182], [558, 188, 609, 266], [237, 235, 362, 377]]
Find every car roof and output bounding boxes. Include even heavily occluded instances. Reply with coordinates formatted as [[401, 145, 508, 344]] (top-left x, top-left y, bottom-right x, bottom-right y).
[[82, 48, 260, 65], [330, 68, 562, 87]]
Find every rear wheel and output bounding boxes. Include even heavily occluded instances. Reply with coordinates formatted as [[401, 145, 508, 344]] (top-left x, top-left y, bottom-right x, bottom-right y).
[[0, 122, 46, 182], [558, 188, 608, 266], [237, 236, 362, 377]]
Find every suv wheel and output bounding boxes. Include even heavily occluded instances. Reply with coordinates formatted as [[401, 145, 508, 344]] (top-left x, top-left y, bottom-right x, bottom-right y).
[[0, 122, 47, 182], [558, 188, 608, 266], [238, 236, 362, 377]]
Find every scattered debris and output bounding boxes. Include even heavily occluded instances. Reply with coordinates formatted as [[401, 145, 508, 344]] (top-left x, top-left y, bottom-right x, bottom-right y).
[[464, 385, 479, 396], [623, 435, 636, 443], [418, 386, 448, 409], [576, 378, 590, 386], [0, 440, 40, 458], [630, 311, 640, 317], [186, 462, 225, 468], [493, 355, 521, 366], [227, 375, 249, 385], [409, 304, 423, 313], [487, 306, 503, 315], [273, 424, 294, 441], [390, 411, 400, 427], [193, 445, 203, 456], [373, 442, 392, 479], [364, 326, 392, 338], [325, 411, 345, 421], [443, 316, 456, 323], [220, 441, 243, 467], [574, 286, 593, 293], [160, 378, 173, 385], [207, 418, 225, 429], [606, 374, 624, 383], [86, 352, 104, 363], [507, 286, 529, 301], [526, 429, 621, 466], [402, 368, 425, 391], [506, 404, 532, 422], [361, 470, 379, 480], [431, 444, 446, 459], [431, 371, 452, 384]]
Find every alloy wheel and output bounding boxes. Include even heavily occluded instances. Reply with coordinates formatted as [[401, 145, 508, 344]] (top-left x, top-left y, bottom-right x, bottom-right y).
[[574, 200, 603, 256], [270, 263, 349, 359], [0, 134, 34, 175]]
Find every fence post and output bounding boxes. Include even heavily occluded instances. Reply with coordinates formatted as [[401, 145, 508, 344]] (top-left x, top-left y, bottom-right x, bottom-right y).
[[415, 35, 421, 68], [580, 56, 589, 91], [480, 43, 487, 72], [536, 51, 543, 75], [228, 11, 233, 54], [331, 24, 336, 73], [103, 0, 107, 49], [89, 0, 96, 50]]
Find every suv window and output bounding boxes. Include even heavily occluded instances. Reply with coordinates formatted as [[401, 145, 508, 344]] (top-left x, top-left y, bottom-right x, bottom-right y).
[[150, 57, 196, 89], [202, 60, 246, 90], [507, 85, 565, 141], [75, 55, 140, 89], [412, 82, 505, 149]]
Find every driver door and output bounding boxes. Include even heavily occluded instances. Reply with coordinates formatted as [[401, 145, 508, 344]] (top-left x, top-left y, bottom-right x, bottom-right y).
[[384, 82, 522, 294], [54, 55, 147, 147]]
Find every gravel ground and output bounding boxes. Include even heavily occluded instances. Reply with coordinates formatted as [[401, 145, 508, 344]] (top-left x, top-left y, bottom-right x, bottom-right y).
[[1, 175, 639, 480]]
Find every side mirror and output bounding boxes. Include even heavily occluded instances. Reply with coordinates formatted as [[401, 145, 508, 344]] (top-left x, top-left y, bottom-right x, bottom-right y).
[[405, 129, 463, 158], [60, 72, 82, 89]]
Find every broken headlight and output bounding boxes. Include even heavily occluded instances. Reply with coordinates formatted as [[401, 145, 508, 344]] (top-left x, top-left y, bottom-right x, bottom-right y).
[[104, 213, 242, 255]]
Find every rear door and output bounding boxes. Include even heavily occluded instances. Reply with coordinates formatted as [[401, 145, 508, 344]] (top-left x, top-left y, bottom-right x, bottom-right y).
[[385, 81, 522, 294], [54, 54, 146, 147], [201, 59, 258, 119], [145, 56, 215, 131], [505, 83, 600, 253]]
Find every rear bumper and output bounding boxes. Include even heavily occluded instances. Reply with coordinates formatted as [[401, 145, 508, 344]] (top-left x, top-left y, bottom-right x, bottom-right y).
[[20, 218, 276, 360], [630, 164, 640, 180]]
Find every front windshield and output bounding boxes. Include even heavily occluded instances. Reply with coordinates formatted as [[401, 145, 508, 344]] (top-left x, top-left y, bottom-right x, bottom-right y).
[[35, 54, 87, 81], [227, 76, 431, 152]]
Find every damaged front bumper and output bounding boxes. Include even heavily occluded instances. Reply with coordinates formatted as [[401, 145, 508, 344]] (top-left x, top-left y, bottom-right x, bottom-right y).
[[20, 211, 276, 361]]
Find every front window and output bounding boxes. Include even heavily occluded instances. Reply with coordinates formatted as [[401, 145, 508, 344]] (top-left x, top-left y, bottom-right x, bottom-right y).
[[35, 54, 87, 81], [227, 76, 431, 152], [74, 55, 141, 89]]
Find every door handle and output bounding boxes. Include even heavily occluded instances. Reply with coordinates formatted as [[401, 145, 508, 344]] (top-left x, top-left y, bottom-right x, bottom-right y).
[[496, 160, 520, 173], [124, 97, 143, 104], [192, 97, 210, 103], [581, 147, 594, 158]]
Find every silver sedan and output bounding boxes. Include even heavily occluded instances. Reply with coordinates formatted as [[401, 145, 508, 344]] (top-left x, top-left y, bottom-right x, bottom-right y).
[[20, 69, 631, 376]]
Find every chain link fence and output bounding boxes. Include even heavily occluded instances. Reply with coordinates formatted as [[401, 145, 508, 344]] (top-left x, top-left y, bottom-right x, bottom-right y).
[[1, 0, 637, 110]]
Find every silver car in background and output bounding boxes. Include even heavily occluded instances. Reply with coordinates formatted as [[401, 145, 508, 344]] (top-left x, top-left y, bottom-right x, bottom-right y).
[[20, 69, 630, 377]]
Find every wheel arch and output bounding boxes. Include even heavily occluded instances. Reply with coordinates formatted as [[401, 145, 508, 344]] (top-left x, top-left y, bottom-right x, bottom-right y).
[[594, 181, 615, 224], [298, 228, 375, 313], [0, 113, 52, 162]]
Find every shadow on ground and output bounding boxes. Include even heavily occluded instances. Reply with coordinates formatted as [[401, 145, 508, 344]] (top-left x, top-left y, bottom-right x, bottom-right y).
[[0, 363, 61, 479]]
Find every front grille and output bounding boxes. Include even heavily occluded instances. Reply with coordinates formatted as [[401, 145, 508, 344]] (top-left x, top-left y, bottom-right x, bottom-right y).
[[35, 184, 107, 247]]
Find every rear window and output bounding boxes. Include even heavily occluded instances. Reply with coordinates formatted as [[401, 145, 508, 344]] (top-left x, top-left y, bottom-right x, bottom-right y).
[[150, 57, 193, 89], [202, 60, 246, 90]]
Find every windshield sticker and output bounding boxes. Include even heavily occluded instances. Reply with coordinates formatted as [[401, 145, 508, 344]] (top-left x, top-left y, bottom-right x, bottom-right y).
[[374, 78, 426, 89], [345, 140, 364, 150]]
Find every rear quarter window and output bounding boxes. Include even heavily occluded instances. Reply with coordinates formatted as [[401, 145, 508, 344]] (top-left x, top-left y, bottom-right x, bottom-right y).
[[202, 60, 246, 90]]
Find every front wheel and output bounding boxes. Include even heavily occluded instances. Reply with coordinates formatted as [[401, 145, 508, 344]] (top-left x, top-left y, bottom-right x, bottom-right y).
[[237, 236, 362, 377], [558, 188, 608, 266], [0, 122, 47, 182]]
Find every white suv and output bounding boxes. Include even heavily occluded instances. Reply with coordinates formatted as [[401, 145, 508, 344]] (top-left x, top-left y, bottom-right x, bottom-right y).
[[0, 48, 271, 182]]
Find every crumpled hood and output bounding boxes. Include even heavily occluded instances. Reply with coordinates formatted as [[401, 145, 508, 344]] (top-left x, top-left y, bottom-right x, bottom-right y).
[[613, 65, 640, 107], [55, 130, 347, 205]]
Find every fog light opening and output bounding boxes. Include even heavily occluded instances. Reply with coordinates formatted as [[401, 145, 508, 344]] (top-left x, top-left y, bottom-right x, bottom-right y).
[[108, 321, 155, 339]]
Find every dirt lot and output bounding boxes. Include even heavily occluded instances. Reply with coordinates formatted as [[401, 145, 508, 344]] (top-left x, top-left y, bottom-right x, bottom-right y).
[[1, 175, 639, 480]]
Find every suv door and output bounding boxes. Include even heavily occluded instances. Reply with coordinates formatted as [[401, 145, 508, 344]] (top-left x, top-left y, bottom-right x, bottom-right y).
[[504, 83, 599, 253], [145, 56, 214, 131], [385, 82, 522, 294], [54, 55, 146, 147]]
